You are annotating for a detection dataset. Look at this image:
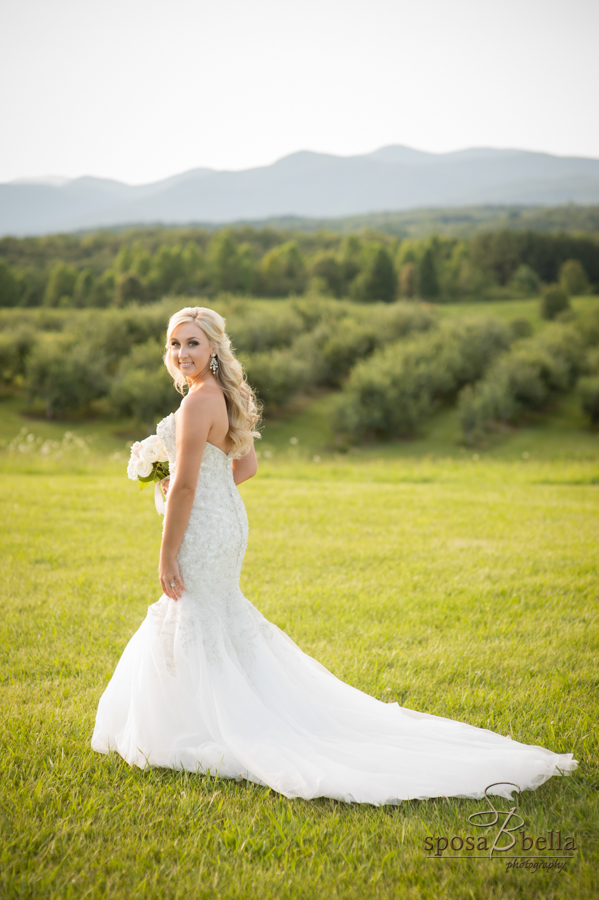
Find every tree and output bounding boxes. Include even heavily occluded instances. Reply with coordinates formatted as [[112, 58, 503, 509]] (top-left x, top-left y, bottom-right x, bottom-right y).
[[130, 244, 152, 279], [0, 331, 21, 382], [148, 245, 187, 297], [338, 235, 362, 289], [307, 252, 345, 297], [258, 242, 306, 296], [94, 270, 116, 308], [26, 334, 108, 418], [73, 269, 96, 307], [115, 273, 148, 306], [236, 244, 256, 294], [43, 262, 78, 307], [398, 262, 417, 298], [509, 318, 534, 340], [395, 240, 418, 270], [182, 241, 206, 292], [559, 259, 589, 297], [206, 230, 254, 293], [509, 264, 541, 296], [579, 376, 599, 424], [351, 246, 397, 303], [114, 245, 135, 275], [418, 247, 439, 299], [540, 285, 570, 320], [455, 259, 487, 298], [0, 259, 25, 307]]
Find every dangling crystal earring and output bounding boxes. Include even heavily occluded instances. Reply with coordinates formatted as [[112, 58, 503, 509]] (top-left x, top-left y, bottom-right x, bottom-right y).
[[210, 354, 218, 375]]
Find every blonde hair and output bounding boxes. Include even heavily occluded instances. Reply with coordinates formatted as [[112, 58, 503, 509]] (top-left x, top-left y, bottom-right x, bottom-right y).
[[164, 306, 261, 458]]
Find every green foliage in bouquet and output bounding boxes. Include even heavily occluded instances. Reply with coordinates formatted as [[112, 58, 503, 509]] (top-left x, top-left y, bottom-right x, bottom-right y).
[[137, 459, 169, 490]]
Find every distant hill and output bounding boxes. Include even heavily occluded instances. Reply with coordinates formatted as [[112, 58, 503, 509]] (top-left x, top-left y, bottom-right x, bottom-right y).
[[2, 146, 599, 237]]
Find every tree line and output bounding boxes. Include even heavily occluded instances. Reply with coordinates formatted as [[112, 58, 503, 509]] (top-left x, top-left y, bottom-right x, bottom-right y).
[[0, 226, 597, 309]]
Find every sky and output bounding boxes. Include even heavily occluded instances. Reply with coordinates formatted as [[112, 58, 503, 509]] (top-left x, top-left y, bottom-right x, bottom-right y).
[[0, 0, 598, 185]]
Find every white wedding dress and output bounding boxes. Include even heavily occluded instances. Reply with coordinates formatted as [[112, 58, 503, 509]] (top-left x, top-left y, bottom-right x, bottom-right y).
[[92, 412, 577, 803]]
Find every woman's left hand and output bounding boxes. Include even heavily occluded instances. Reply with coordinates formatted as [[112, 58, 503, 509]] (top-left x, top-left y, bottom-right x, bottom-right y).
[[159, 556, 185, 601]]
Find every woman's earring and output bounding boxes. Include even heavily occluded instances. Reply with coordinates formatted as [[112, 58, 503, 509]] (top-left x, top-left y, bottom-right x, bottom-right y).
[[210, 354, 219, 374]]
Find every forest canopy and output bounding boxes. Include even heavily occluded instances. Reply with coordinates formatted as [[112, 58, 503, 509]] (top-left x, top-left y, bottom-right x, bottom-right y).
[[0, 224, 597, 309]]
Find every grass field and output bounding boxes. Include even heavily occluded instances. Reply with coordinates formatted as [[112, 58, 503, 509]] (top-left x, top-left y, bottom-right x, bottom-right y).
[[1, 296, 598, 899]]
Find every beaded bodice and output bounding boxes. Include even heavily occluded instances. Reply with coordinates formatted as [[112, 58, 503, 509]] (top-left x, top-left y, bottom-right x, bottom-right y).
[[155, 412, 249, 597], [157, 412, 235, 504]]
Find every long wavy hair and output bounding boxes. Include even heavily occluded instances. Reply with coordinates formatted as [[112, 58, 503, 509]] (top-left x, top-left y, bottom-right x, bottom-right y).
[[164, 306, 261, 458]]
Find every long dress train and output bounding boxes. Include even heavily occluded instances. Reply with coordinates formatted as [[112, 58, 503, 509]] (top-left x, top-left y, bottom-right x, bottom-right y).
[[91, 413, 577, 804]]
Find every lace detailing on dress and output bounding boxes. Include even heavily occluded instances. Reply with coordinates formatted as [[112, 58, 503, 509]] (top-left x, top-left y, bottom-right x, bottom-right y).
[[152, 413, 250, 674], [92, 412, 578, 802], [158, 413, 248, 586]]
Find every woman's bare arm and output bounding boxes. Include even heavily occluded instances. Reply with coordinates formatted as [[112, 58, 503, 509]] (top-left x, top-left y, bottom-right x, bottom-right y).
[[232, 444, 258, 485], [159, 393, 214, 600]]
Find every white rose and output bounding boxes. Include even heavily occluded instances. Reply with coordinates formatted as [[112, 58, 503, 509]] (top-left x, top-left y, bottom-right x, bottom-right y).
[[141, 445, 160, 464], [127, 459, 139, 481], [143, 433, 169, 462], [130, 441, 143, 459], [136, 457, 153, 478], [140, 436, 161, 464]]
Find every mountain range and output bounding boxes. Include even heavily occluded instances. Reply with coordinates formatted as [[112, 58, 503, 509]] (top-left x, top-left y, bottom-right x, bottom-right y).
[[2, 145, 599, 237]]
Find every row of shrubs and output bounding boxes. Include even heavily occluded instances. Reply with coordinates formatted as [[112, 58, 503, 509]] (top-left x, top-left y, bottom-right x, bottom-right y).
[[0, 298, 438, 426], [458, 314, 599, 442], [333, 318, 513, 439], [331, 306, 599, 445], [241, 301, 436, 409], [3, 294, 598, 442]]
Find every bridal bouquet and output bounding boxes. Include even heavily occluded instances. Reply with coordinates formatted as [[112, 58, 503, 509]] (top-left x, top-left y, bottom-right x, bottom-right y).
[[127, 434, 170, 490]]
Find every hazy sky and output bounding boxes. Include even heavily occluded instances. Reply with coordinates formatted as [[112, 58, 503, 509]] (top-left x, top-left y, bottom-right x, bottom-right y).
[[1, 0, 597, 184]]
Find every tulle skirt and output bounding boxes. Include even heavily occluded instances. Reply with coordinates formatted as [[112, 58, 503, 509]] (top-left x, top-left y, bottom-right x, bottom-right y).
[[91, 588, 577, 804]]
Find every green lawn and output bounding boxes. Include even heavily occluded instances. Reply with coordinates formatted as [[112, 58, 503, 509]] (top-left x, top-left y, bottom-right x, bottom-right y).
[[1, 436, 598, 899], [1, 295, 598, 898]]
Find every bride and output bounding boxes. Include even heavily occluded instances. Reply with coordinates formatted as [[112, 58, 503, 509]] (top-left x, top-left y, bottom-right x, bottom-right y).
[[92, 306, 577, 803]]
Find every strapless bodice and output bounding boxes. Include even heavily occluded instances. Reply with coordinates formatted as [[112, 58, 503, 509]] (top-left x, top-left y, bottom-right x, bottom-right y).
[[156, 413, 237, 506], [156, 412, 248, 595]]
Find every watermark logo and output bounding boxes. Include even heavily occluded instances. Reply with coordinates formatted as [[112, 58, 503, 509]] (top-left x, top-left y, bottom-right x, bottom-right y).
[[424, 783, 577, 873]]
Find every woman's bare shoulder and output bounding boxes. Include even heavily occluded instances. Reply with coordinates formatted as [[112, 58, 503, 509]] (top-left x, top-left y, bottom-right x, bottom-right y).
[[179, 384, 224, 424], [175, 393, 211, 443], [181, 384, 221, 410]]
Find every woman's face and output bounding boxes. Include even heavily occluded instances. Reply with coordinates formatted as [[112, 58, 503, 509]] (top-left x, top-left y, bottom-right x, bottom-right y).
[[168, 321, 213, 384]]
